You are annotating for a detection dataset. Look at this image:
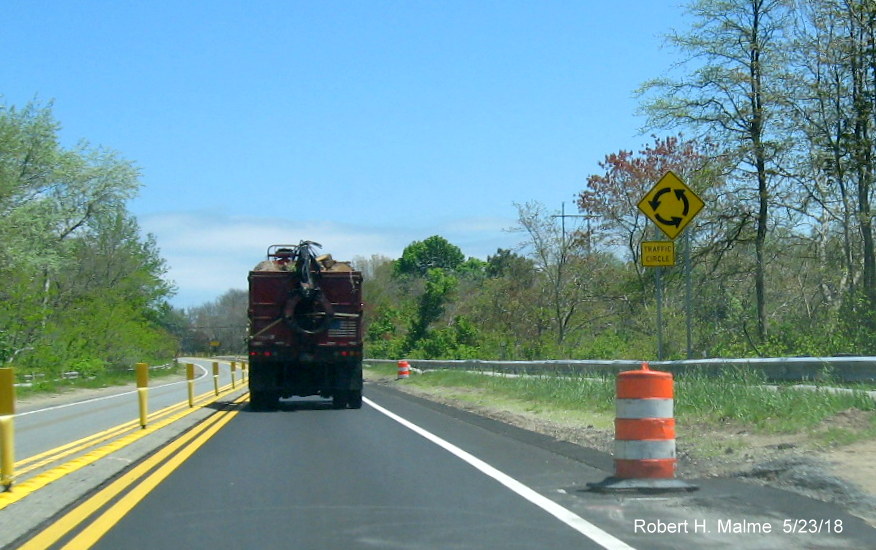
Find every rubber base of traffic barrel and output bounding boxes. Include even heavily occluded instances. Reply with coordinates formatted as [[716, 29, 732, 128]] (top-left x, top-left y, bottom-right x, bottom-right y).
[[586, 476, 698, 493]]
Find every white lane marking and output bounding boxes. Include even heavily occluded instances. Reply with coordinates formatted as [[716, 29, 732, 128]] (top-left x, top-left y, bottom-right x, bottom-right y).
[[363, 396, 636, 550], [15, 363, 210, 418]]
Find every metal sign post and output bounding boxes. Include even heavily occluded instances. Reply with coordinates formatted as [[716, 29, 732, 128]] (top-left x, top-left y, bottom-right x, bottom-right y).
[[637, 171, 704, 361]]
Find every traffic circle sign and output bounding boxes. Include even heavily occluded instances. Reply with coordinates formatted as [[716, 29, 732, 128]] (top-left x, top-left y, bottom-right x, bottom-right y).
[[637, 171, 704, 239], [641, 241, 675, 267]]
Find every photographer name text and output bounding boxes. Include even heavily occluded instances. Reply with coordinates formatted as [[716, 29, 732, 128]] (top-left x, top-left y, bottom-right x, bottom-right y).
[[633, 518, 843, 535]]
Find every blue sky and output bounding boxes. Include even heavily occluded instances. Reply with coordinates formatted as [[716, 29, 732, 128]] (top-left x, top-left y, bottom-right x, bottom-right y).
[[3, 1, 686, 307]]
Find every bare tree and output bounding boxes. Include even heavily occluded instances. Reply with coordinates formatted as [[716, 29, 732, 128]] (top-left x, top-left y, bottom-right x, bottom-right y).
[[513, 201, 594, 348]]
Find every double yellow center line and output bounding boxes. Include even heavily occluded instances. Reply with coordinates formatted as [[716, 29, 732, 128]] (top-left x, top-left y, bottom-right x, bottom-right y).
[[18, 394, 246, 550], [14, 398, 192, 479], [1, 381, 244, 511]]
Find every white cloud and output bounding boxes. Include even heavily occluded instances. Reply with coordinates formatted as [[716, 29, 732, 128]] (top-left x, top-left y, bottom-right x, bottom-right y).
[[140, 211, 518, 308]]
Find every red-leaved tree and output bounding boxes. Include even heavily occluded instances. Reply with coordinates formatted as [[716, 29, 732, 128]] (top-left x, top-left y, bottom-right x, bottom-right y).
[[577, 135, 715, 279]]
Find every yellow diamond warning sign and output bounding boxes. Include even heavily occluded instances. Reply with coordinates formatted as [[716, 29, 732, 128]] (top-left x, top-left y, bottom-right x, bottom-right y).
[[641, 241, 675, 267], [637, 171, 704, 239]]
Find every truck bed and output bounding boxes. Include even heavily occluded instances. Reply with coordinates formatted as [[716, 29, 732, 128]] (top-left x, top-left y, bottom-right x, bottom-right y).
[[248, 270, 363, 350]]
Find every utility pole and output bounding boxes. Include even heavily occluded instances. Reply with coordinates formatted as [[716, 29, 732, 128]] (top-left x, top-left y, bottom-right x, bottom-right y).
[[551, 202, 590, 254], [549, 202, 591, 348]]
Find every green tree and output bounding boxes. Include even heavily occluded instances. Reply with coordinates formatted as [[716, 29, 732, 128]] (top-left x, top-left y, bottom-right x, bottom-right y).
[[365, 306, 408, 359], [394, 235, 465, 277], [411, 316, 481, 359], [464, 249, 546, 359], [404, 267, 458, 354], [0, 99, 176, 371], [359, 236, 487, 359], [486, 248, 532, 279]]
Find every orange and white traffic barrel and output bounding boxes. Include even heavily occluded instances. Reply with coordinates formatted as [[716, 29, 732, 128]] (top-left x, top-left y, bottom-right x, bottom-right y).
[[588, 361, 697, 493], [397, 360, 411, 380], [614, 362, 675, 479]]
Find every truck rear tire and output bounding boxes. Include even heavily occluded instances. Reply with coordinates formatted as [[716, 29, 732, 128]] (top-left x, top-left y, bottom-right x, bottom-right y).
[[331, 390, 362, 409], [250, 390, 278, 411], [348, 390, 363, 409], [332, 392, 347, 409]]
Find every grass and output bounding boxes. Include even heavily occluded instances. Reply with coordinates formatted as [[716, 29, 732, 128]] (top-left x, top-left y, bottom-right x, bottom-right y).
[[366, 362, 876, 435], [676, 367, 876, 432], [13, 360, 183, 399], [370, 364, 617, 428]]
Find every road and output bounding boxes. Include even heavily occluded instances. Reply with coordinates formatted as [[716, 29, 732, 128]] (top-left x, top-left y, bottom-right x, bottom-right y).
[[12, 382, 875, 549], [14, 358, 241, 459]]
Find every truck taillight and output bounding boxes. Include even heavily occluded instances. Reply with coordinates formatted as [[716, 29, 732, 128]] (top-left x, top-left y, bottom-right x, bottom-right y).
[[249, 351, 273, 357]]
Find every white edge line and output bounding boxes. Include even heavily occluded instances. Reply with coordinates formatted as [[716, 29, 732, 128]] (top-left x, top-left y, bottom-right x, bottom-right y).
[[15, 364, 211, 418], [362, 396, 636, 550]]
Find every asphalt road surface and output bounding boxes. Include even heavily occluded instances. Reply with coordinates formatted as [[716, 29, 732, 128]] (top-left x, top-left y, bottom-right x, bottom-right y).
[[16, 382, 876, 549], [15, 358, 239, 459]]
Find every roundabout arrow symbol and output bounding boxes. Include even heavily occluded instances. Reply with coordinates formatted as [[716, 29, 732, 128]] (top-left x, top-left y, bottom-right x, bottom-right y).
[[649, 187, 686, 227], [638, 172, 704, 239], [675, 189, 690, 216], [654, 213, 682, 227], [649, 187, 671, 211]]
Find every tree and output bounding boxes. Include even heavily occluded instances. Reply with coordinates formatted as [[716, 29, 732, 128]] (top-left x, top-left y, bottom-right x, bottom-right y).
[[789, 0, 876, 334], [0, 99, 177, 369], [403, 268, 459, 356], [486, 248, 533, 279], [513, 201, 604, 349], [639, 0, 793, 342], [470, 249, 545, 358], [185, 290, 248, 355], [578, 135, 715, 280], [394, 235, 465, 277]]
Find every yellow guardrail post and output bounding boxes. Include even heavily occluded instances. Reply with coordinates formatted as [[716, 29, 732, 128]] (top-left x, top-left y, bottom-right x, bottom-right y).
[[212, 361, 220, 396], [136, 363, 149, 429], [186, 363, 195, 407], [242, 361, 248, 382], [0, 367, 15, 490], [231, 361, 237, 389]]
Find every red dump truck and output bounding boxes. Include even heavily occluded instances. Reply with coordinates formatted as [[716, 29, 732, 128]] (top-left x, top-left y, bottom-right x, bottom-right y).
[[247, 242, 364, 409]]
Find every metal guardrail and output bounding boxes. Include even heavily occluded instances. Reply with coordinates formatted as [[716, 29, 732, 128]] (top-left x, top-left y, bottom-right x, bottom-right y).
[[365, 357, 876, 383], [14, 362, 177, 388]]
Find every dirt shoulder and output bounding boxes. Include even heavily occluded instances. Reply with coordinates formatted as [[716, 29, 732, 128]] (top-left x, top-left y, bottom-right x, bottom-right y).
[[365, 371, 876, 526]]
